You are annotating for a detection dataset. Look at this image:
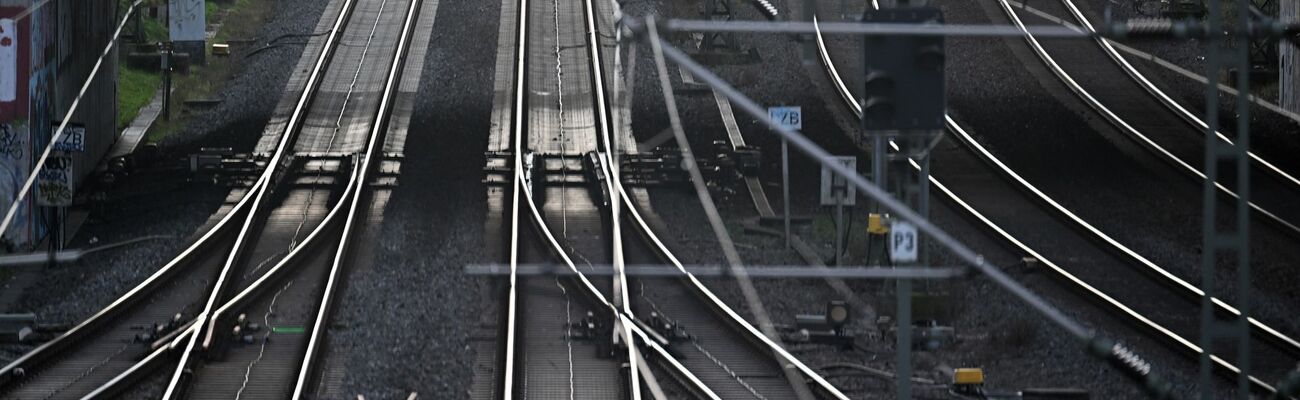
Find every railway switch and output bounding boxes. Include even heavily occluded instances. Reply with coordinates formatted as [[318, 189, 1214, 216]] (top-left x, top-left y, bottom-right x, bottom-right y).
[[734, 145, 762, 175], [647, 312, 690, 342], [787, 301, 854, 348]]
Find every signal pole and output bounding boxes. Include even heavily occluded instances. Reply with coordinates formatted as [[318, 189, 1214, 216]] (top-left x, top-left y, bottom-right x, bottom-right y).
[[860, 4, 944, 398]]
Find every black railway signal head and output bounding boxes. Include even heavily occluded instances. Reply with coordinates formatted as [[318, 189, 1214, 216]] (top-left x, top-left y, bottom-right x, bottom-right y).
[[861, 8, 946, 131]]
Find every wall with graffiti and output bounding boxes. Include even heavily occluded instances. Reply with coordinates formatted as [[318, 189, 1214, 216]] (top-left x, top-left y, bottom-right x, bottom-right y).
[[0, 0, 119, 249]]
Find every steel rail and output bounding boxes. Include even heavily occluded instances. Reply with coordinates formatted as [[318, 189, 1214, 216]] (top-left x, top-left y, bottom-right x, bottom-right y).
[[994, 0, 1300, 241], [996, 0, 1300, 358], [1008, 1, 1300, 238], [500, 0, 530, 390], [643, 15, 824, 400], [811, 15, 1284, 395], [1001, 0, 1300, 127], [0, 180, 261, 388], [515, 170, 715, 399], [1056, 0, 1300, 193], [203, 160, 362, 351], [613, 182, 854, 400], [80, 324, 200, 400], [75, 154, 355, 398], [160, 0, 359, 396], [292, 0, 423, 396], [0, 2, 255, 387], [584, 0, 644, 394], [636, 17, 848, 399], [497, 0, 682, 394]]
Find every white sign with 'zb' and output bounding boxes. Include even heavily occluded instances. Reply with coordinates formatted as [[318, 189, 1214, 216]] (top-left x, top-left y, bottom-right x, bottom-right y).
[[51, 123, 85, 152], [768, 106, 802, 131], [890, 221, 919, 263]]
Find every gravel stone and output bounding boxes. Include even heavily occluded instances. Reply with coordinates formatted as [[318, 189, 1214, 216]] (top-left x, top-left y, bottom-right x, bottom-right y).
[[317, 0, 500, 397]]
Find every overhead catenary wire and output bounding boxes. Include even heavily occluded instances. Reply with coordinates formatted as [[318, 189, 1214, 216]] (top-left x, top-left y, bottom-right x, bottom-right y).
[[644, 16, 820, 400], [631, 13, 1085, 343], [624, 16, 1179, 398]]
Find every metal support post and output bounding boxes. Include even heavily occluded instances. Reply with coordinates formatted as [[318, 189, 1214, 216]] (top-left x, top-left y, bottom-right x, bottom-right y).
[[834, 191, 844, 266], [802, 0, 816, 63], [1199, 0, 1253, 398], [896, 276, 911, 399], [57, 207, 64, 252], [161, 42, 172, 121], [44, 207, 54, 268], [783, 138, 791, 249], [890, 133, 935, 399], [917, 134, 932, 292]]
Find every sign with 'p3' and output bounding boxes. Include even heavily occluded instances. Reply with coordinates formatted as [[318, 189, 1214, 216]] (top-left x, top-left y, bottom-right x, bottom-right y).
[[890, 221, 918, 263]]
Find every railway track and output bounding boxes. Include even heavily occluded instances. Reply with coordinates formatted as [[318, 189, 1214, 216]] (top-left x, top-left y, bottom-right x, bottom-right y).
[[811, 3, 1300, 395], [494, 0, 641, 394], [158, 0, 423, 397], [996, 0, 1300, 343], [0, 0, 421, 397], [0, 0, 364, 397], [485, 0, 857, 396], [1020, 0, 1300, 233], [994, 0, 1300, 242]]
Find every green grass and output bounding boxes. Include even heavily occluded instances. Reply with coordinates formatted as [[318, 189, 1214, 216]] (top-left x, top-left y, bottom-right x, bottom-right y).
[[139, 0, 270, 143], [122, 0, 169, 43], [140, 15, 167, 42], [117, 67, 161, 129]]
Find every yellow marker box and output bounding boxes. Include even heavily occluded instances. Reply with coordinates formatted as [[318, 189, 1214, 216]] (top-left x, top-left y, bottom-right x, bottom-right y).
[[867, 213, 889, 235], [953, 368, 984, 385]]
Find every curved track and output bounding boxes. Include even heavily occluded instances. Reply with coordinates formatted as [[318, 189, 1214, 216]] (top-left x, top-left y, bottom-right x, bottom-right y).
[[493, 0, 855, 397], [0, 0, 363, 397], [812, 7, 1300, 394], [1055, 0, 1300, 199], [997, 0, 1300, 239], [156, 0, 424, 397]]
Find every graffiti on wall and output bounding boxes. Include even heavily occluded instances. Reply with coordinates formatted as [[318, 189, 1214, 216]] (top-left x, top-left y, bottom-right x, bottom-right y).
[[35, 153, 70, 207], [0, 10, 25, 245], [0, 2, 63, 247], [0, 123, 29, 243]]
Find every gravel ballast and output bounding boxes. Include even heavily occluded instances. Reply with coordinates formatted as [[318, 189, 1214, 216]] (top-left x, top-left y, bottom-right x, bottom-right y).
[[315, 0, 499, 396]]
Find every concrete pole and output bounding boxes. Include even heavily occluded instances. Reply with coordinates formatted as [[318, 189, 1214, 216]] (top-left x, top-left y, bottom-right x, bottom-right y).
[[1282, 0, 1300, 114]]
